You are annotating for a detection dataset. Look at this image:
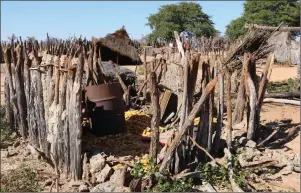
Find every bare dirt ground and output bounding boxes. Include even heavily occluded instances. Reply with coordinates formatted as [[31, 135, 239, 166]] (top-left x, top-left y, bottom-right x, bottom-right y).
[[0, 64, 299, 191]]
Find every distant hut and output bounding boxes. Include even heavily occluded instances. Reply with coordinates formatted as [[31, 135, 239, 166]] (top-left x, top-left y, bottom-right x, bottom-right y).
[[99, 26, 142, 66], [267, 31, 300, 65]]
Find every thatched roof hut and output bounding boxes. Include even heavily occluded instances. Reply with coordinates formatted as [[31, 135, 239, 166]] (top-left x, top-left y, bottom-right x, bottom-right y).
[[99, 26, 142, 65], [267, 31, 300, 65]]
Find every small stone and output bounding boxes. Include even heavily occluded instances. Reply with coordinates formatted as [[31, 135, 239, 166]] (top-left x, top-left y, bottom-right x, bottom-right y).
[[44, 179, 53, 186], [245, 140, 257, 148], [1, 150, 8, 158], [96, 164, 114, 183], [78, 184, 90, 192], [13, 141, 20, 148], [89, 153, 106, 174], [23, 150, 30, 157], [91, 181, 130, 192], [288, 153, 295, 160], [110, 168, 124, 185]]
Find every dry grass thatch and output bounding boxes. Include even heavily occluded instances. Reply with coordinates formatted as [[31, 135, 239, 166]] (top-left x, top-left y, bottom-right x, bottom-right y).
[[267, 31, 300, 65], [99, 27, 142, 65]]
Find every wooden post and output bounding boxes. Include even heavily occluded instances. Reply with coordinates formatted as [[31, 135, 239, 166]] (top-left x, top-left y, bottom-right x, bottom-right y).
[[68, 46, 84, 180], [4, 71, 14, 131], [233, 53, 250, 124], [243, 54, 258, 140], [2, 45, 20, 134], [226, 70, 232, 151], [149, 72, 160, 162], [31, 40, 49, 155], [208, 66, 215, 153], [213, 60, 224, 155], [196, 61, 210, 161], [14, 41, 28, 138], [257, 54, 274, 113], [179, 54, 188, 127], [143, 48, 147, 98], [159, 76, 218, 172]]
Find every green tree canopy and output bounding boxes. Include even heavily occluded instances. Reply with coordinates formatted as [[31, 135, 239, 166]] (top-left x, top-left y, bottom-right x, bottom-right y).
[[226, 0, 300, 40], [146, 2, 218, 41]]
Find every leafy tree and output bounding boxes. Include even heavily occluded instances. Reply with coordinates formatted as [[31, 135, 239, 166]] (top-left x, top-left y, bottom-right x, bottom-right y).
[[226, 0, 300, 40], [146, 2, 218, 41]]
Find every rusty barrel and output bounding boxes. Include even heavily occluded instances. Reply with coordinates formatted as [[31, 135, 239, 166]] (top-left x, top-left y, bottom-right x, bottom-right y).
[[85, 83, 126, 136]]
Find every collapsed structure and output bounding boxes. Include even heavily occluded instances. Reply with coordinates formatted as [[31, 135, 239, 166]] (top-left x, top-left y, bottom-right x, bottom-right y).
[[1, 24, 300, 191]]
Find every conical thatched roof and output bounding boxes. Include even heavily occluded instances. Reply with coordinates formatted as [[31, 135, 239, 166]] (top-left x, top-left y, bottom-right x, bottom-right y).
[[99, 26, 142, 65], [267, 31, 300, 65]]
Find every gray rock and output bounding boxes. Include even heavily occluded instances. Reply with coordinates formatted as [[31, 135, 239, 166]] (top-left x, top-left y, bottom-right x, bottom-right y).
[[91, 181, 130, 192], [245, 140, 257, 148], [78, 184, 90, 192], [109, 168, 124, 186], [90, 154, 106, 174], [1, 150, 8, 158], [96, 164, 114, 183]]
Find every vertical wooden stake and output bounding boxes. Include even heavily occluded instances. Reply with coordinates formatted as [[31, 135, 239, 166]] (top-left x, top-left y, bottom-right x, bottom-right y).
[[213, 58, 223, 155], [226, 70, 232, 151], [143, 48, 147, 98], [149, 72, 160, 162]]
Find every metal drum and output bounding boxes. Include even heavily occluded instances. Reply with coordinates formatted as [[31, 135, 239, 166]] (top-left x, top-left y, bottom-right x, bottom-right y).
[[85, 83, 126, 136]]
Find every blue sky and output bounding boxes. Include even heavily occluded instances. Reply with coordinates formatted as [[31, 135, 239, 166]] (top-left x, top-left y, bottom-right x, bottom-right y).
[[1, 1, 245, 41]]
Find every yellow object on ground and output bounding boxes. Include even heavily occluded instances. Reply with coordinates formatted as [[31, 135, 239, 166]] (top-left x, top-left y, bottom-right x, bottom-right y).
[[194, 117, 217, 125]]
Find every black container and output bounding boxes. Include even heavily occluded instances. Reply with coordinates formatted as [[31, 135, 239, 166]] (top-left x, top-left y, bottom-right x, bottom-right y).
[[86, 83, 126, 136]]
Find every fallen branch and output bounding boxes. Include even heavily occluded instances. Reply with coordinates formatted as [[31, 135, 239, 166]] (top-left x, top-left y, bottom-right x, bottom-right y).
[[241, 160, 280, 169], [172, 171, 203, 180], [188, 136, 217, 165], [263, 98, 300, 105], [257, 127, 280, 147], [106, 157, 135, 167], [164, 112, 175, 124], [231, 91, 300, 99]]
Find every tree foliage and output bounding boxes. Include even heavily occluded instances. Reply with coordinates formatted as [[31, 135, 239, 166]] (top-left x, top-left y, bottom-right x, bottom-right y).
[[226, 0, 300, 40], [146, 2, 218, 41]]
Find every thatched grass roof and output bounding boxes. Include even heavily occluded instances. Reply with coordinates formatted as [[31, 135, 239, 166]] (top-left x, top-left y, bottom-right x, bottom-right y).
[[99, 27, 142, 65], [267, 31, 300, 65]]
